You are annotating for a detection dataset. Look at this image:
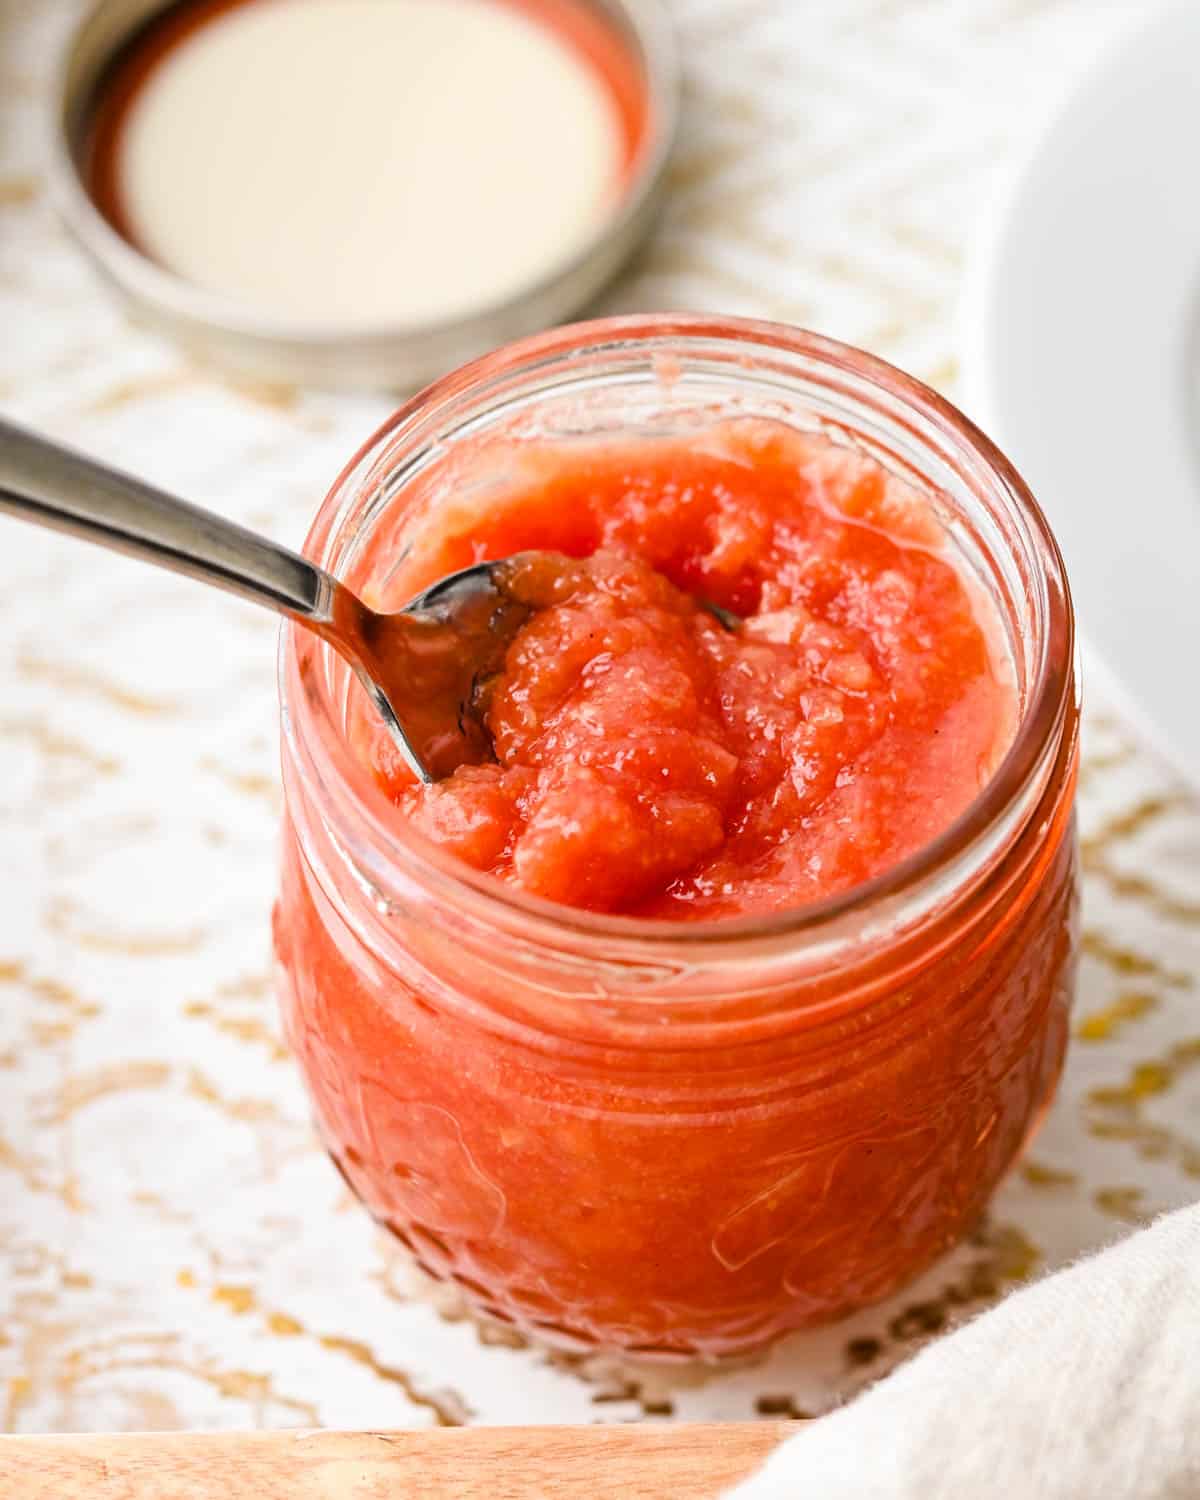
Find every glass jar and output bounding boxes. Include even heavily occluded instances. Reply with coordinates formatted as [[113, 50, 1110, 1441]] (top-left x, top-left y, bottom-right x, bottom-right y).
[[274, 316, 1079, 1360]]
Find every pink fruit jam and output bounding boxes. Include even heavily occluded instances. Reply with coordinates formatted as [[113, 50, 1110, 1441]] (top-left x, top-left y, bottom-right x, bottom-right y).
[[349, 418, 1015, 917]]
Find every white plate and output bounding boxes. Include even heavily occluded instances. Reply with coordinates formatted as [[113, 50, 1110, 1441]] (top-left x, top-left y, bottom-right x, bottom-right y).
[[963, 0, 1200, 783]]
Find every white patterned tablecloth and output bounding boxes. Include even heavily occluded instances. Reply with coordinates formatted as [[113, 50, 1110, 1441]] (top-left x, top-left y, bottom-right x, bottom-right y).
[[3, 0, 1198, 1433]]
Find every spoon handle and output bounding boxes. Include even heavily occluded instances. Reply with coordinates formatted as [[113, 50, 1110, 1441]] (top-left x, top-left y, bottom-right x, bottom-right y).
[[0, 416, 336, 625]]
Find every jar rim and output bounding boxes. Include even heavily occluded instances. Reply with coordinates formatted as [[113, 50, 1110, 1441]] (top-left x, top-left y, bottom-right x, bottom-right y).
[[279, 314, 1075, 959]]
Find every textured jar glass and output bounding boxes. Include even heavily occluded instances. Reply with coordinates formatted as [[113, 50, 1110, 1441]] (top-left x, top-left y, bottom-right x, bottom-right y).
[[274, 317, 1079, 1360]]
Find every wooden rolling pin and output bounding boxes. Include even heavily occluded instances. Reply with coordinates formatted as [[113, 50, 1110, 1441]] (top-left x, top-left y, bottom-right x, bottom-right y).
[[0, 1423, 792, 1498]]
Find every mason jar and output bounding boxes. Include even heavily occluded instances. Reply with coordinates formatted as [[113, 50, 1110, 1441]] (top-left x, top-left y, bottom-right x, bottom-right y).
[[274, 316, 1079, 1360]]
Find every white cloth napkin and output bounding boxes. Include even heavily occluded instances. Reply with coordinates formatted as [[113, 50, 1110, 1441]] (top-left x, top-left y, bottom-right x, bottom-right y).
[[729, 1203, 1200, 1499]]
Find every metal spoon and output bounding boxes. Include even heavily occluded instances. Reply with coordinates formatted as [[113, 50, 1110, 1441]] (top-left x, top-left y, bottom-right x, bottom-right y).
[[0, 417, 539, 783]]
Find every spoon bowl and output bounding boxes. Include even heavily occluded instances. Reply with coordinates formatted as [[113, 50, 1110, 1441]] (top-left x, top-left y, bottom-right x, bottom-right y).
[[328, 555, 543, 783]]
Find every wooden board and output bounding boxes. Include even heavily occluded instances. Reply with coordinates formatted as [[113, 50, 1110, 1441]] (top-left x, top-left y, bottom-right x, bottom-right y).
[[0, 1423, 791, 1499]]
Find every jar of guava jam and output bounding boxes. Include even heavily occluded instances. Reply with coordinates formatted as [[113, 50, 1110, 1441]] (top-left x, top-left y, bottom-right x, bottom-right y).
[[275, 316, 1078, 1360]]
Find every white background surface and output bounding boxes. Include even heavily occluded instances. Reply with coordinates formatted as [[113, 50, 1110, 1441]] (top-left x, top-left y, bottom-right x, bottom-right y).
[[2, 0, 1199, 1434]]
